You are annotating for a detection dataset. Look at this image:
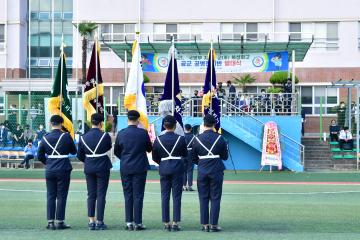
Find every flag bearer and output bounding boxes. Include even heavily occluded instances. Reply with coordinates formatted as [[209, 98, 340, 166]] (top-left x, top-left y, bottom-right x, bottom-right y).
[[152, 115, 187, 231], [114, 110, 152, 231], [192, 115, 228, 232], [183, 124, 195, 191], [37, 115, 77, 230], [77, 113, 112, 230]]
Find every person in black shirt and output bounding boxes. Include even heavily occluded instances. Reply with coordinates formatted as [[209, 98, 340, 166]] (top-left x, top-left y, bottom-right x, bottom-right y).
[[12, 124, 24, 147], [329, 119, 340, 142]]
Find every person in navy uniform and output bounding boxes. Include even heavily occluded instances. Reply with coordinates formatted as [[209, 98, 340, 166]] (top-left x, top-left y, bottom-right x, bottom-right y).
[[114, 110, 152, 231], [183, 124, 195, 191], [37, 115, 77, 230], [77, 113, 112, 230], [192, 115, 228, 232], [152, 115, 187, 231]]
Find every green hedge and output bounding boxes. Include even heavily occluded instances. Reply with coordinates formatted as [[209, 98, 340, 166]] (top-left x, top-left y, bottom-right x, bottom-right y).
[[269, 71, 299, 85]]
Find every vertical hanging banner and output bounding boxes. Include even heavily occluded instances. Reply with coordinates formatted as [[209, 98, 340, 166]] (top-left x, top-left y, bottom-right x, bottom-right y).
[[261, 121, 282, 170], [141, 51, 288, 73]]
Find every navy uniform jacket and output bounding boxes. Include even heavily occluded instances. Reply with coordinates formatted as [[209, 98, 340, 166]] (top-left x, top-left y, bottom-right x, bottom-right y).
[[37, 129, 77, 172], [192, 130, 228, 175], [152, 132, 187, 175], [184, 132, 195, 161], [114, 125, 152, 174], [77, 128, 113, 174]]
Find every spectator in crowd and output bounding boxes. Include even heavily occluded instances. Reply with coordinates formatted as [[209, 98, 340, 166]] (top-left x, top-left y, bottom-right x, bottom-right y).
[[283, 78, 292, 113], [75, 120, 83, 135], [259, 89, 270, 114], [112, 110, 118, 134], [329, 119, 340, 142], [34, 124, 46, 146], [274, 93, 284, 114], [0, 123, 8, 147], [339, 126, 353, 150], [227, 81, 236, 105], [13, 124, 24, 147], [337, 102, 346, 129], [301, 108, 306, 136], [236, 93, 247, 112], [192, 90, 200, 117], [20, 139, 36, 169], [217, 82, 226, 100], [23, 124, 33, 145]]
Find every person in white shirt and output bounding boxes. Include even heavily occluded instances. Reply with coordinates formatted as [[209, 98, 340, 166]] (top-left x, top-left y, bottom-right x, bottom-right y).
[[339, 127, 353, 150]]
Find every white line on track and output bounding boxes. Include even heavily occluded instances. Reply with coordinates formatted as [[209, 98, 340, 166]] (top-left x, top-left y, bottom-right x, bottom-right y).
[[1, 188, 360, 195]]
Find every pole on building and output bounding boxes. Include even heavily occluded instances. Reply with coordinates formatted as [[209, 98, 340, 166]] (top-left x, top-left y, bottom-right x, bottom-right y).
[[18, 94, 22, 124], [319, 96, 323, 141], [5, 93, 8, 121], [51, 0, 54, 81], [28, 0, 32, 129], [348, 88, 352, 131], [124, 50, 128, 93], [291, 50, 296, 115], [81, 86, 85, 134]]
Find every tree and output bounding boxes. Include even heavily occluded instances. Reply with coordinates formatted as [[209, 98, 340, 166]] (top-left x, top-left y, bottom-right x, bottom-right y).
[[233, 74, 256, 92], [77, 22, 98, 84]]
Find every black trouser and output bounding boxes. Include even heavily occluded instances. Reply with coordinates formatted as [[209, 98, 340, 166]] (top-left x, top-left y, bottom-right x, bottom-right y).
[[20, 154, 34, 168], [330, 133, 338, 142], [160, 173, 183, 223], [120, 172, 147, 224], [46, 170, 71, 221], [86, 170, 110, 222], [197, 171, 224, 225], [339, 139, 354, 150], [183, 159, 194, 187]]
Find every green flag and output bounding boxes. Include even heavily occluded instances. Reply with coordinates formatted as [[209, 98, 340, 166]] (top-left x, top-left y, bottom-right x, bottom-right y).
[[48, 52, 74, 138]]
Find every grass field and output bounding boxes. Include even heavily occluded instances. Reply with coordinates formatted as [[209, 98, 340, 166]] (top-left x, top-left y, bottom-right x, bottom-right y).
[[1, 169, 360, 240]]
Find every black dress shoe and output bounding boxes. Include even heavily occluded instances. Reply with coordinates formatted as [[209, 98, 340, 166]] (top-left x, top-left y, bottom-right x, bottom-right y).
[[56, 222, 71, 230], [164, 224, 171, 232], [125, 224, 134, 231], [134, 224, 146, 231], [46, 222, 56, 230], [96, 222, 107, 230], [188, 186, 195, 191], [210, 226, 222, 232], [171, 224, 181, 232], [88, 222, 96, 231], [201, 225, 210, 232]]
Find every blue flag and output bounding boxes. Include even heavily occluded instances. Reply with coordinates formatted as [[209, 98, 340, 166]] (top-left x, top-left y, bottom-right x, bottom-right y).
[[202, 49, 221, 131], [159, 52, 184, 134]]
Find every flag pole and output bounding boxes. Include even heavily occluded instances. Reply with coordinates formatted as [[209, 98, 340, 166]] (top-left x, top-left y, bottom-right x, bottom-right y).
[[95, 33, 99, 113], [60, 34, 64, 115], [210, 36, 213, 114], [171, 35, 175, 116]]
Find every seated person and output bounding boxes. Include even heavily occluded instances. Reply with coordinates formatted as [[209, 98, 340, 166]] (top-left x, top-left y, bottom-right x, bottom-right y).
[[329, 119, 340, 142], [20, 139, 36, 169], [339, 127, 353, 150]]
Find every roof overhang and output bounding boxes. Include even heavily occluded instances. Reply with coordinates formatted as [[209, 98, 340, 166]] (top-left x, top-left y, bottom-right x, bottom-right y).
[[104, 36, 313, 62]]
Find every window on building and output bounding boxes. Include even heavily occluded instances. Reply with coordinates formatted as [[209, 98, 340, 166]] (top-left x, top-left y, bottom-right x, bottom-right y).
[[221, 23, 263, 41], [301, 86, 338, 115], [113, 24, 124, 41], [153, 23, 166, 41], [166, 24, 177, 41], [358, 22, 360, 49], [177, 23, 202, 41], [0, 24, 5, 42], [246, 23, 258, 41], [289, 22, 301, 40]]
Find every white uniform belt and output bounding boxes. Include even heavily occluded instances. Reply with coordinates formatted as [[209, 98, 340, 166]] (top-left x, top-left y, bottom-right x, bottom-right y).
[[160, 156, 182, 161], [47, 155, 69, 159], [86, 153, 108, 158], [187, 148, 192, 150], [198, 155, 220, 159]]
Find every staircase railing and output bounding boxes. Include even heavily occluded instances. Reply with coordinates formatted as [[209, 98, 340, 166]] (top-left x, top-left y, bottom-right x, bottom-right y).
[[219, 99, 305, 168]]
